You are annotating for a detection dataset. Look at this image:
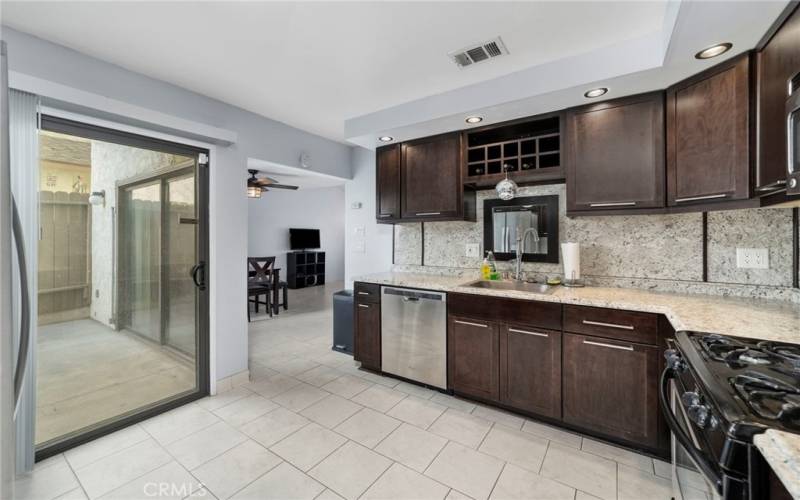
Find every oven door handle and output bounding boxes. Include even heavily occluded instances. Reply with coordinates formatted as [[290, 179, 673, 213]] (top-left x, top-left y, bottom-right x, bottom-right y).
[[659, 366, 723, 495]]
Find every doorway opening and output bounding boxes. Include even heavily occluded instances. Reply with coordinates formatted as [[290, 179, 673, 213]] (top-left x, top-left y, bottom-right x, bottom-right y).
[[35, 116, 209, 458]]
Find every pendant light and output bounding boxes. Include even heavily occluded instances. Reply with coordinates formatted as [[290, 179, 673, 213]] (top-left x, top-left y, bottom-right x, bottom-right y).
[[495, 163, 518, 200]]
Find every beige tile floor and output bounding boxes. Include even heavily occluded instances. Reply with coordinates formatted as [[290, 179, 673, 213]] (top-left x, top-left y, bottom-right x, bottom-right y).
[[17, 282, 699, 500]]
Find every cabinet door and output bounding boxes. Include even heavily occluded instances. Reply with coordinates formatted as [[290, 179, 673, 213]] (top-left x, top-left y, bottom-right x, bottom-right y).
[[667, 54, 751, 206], [563, 333, 660, 447], [566, 92, 665, 212], [500, 325, 561, 419], [401, 133, 462, 219], [757, 6, 800, 192], [448, 316, 499, 402], [376, 144, 401, 221], [355, 302, 381, 371]]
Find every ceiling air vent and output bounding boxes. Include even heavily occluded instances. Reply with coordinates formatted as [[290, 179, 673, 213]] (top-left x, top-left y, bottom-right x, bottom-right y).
[[449, 37, 508, 69]]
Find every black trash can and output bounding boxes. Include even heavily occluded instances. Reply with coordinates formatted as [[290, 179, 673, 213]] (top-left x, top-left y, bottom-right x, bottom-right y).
[[332, 289, 354, 354]]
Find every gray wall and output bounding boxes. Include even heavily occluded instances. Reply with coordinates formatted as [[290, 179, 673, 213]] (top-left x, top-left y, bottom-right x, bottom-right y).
[[344, 147, 393, 286], [3, 26, 353, 381], [395, 184, 799, 295], [248, 186, 345, 282]]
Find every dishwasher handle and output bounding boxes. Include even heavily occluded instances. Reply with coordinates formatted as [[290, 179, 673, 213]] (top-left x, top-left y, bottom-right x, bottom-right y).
[[382, 286, 446, 302]]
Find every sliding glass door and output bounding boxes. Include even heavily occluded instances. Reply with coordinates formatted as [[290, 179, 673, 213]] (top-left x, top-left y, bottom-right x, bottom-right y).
[[117, 165, 199, 358], [35, 116, 208, 458]]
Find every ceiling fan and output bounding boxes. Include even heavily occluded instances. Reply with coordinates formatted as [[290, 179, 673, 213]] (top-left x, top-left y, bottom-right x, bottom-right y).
[[247, 169, 299, 198]]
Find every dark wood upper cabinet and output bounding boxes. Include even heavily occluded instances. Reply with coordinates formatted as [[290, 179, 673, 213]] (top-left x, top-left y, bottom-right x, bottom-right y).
[[500, 325, 561, 419], [756, 4, 800, 193], [375, 144, 401, 222], [354, 293, 381, 372], [566, 92, 665, 213], [667, 54, 752, 206], [402, 132, 469, 221], [562, 333, 660, 447], [448, 315, 500, 402]]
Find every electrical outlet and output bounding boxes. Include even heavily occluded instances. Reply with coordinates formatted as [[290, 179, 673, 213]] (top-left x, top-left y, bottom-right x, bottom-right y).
[[465, 243, 480, 258], [736, 248, 769, 269]]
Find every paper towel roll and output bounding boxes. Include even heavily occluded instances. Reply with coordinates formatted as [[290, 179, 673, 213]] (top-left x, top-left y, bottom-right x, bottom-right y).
[[561, 242, 581, 281]]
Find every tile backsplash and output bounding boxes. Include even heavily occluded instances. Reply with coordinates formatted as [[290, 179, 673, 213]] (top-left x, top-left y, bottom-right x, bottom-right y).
[[394, 184, 798, 292]]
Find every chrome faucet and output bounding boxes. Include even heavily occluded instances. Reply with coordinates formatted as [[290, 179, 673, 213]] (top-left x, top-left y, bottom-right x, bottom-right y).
[[514, 227, 540, 281]]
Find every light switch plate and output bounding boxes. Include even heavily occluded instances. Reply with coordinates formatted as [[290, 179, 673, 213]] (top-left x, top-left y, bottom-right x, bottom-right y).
[[465, 243, 480, 258], [354, 226, 365, 237], [736, 248, 768, 269]]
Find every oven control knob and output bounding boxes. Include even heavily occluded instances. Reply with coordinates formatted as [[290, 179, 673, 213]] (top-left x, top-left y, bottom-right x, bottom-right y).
[[681, 391, 701, 407], [688, 404, 711, 429], [790, 178, 798, 189], [665, 350, 686, 372]]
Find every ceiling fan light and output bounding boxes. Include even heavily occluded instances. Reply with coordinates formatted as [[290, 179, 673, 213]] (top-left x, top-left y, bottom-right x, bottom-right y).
[[247, 185, 262, 198]]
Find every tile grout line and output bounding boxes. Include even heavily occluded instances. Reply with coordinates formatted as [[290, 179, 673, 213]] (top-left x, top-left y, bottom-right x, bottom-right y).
[[61, 453, 91, 500]]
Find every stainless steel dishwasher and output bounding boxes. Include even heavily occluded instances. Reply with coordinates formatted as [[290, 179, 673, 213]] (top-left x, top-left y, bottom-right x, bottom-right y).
[[381, 286, 447, 389]]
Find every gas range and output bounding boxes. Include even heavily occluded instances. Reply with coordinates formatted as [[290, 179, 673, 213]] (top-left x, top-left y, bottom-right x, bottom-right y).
[[662, 331, 800, 500], [691, 333, 800, 434]]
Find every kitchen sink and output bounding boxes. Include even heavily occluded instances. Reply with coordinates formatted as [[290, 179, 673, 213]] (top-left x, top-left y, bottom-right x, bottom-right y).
[[464, 279, 556, 294]]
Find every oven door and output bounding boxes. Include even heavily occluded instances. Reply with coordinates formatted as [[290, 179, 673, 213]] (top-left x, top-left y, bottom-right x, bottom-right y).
[[660, 367, 722, 500], [788, 87, 800, 195]]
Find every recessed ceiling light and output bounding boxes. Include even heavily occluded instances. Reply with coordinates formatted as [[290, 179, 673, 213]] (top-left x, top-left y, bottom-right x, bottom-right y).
[[465, 116, 483, 124], [695, 43, 732, 60], [378, 136, 394, 142], [584, 87, 608, 98]]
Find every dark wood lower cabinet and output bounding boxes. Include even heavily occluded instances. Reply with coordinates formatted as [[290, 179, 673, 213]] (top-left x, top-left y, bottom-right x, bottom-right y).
[[354, 301, 381, 371], [448, 316, 500, 402], [562, 332, 660, 447], [500, 325, 561, 419]]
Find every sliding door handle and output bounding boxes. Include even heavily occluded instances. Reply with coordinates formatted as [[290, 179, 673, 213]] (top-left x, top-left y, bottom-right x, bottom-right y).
[[191, 261, 206, 291], [12, 196, 30, 414]]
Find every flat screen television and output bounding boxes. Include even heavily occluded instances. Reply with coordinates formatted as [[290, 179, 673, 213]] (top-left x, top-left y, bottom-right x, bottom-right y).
[[289, 228, 321, 250]]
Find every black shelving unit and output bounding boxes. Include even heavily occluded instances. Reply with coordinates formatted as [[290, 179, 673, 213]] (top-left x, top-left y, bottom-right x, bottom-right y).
[[287, 251, 326, 289]]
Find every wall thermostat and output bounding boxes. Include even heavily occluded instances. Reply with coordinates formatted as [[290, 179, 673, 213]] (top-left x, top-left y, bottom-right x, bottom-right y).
[[299, 152, 312, 169]]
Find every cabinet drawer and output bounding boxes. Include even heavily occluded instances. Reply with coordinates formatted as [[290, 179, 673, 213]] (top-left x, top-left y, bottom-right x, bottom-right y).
[[563, 305, 657, 345], [354, 282, 381, 303], [448, 293, 562, 331]]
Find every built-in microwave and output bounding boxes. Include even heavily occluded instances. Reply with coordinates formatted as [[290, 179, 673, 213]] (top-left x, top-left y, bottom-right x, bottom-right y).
[[788, 72, 800, 195]]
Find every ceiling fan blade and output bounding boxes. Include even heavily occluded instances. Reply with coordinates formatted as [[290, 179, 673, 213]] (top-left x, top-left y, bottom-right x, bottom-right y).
[[253, 178, 272, 186], [266, 184, 299, 190]]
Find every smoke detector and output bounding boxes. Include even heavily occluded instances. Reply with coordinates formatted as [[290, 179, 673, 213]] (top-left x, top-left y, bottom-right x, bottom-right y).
[[449, 37, 509, 69]]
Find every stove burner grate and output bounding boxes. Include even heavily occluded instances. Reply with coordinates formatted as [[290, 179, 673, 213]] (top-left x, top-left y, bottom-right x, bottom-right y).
[[733, 372, 800, 425]]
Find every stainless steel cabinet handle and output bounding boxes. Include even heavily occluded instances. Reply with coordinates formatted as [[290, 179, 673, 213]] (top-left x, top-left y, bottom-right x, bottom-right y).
[[508, 328, 549, 338], [454, 319, 488, 328], [378, 214, 393, 218], [415, 212, 441, 216], [358, 304, 370, 308], [582, 319, 634, 330], [674, 193, 727, 203], [12, 196, 30, 413], [755, 179, 786, 192], [583, 340, 634, 351], [357, 291, 371, 295], [589, 202, 636, 208]]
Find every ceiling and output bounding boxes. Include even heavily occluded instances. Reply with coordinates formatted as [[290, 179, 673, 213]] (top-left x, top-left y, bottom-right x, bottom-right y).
[[2, 1, 669, 143]]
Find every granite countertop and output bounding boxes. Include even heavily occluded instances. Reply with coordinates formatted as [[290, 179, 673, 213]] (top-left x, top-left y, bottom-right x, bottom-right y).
[[354, 272, 800, 342], [354, 271, 800, 495], [755, 431, 800, 499]]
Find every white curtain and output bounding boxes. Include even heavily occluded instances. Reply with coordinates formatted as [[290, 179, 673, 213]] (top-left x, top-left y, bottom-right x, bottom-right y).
[[9, 89, 38, 474]]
